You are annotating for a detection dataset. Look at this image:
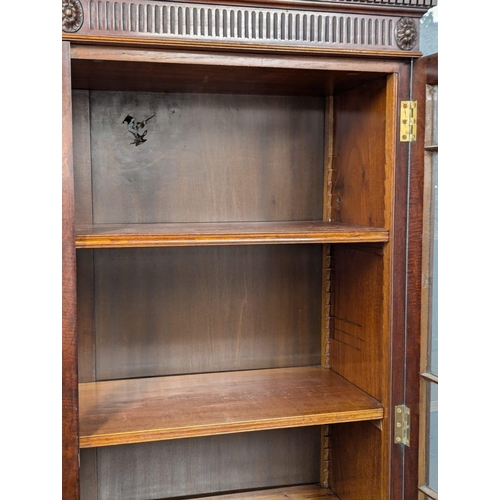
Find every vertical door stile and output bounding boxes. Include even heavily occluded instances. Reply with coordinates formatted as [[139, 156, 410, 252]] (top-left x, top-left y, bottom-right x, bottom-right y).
[[62, 40, 80, 500]]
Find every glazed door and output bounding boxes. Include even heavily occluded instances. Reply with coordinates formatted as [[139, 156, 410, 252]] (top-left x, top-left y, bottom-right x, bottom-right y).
[[403, 53, 438, 500]]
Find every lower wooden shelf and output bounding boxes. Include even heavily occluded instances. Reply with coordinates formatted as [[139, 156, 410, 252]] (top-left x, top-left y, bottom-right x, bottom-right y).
[[193, 485, 339, 499], [79, 366, 383, 448], [74, 221, 389, 248]]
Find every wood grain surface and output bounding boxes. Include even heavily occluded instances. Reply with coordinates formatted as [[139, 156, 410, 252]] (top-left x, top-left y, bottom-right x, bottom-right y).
[[194, 485, 340, 499], [65, 35, 420, 60], [75, 221, 389, 248], [333, 76, 388, 228], [405, 53, 438, 500], [326, 70, 398, 500], [71, 57, 387, 96], [88, 428, 320, 500], [76, 250, 96, 383], [388, 61, 411, 500], [330, 246, 385, 402], [92, 245, 321, 380], [329, 421, 383, 500], [79, 366, 383, 447], [62, 40, 80, 500], [72, 90, 93, 225], [71, 45, 401, 75], [60, 0, 435, 493], [65, 34, 415, 500], [89, 91, 323, 224]]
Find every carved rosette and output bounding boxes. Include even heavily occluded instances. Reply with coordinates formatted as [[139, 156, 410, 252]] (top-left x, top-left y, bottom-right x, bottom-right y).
[[395, 17, 418, 51], [62, 0, 84, 33]]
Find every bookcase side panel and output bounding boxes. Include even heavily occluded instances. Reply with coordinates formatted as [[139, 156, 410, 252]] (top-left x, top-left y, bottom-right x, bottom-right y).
[[63, 39, 80, 500], [332, 76, 389, 229], [329, 421, 384, 500]]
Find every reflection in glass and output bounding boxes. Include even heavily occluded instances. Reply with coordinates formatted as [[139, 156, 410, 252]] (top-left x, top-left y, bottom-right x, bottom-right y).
[[425, 84, 438, 147], [427, 382, 438, 491], [420, 6, 438, 57], [429, 152, 438, 375], [431, 85, 438, 145], [420, 10, 438, 498]]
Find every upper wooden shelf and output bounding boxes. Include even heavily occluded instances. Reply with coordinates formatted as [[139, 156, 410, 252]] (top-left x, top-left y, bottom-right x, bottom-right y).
[[79, 366, 383, 448], [75, 221, 389, 248]]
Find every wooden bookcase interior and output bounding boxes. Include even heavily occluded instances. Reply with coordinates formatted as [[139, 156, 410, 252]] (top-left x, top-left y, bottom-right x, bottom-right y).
[[72, 47, 397, 500]]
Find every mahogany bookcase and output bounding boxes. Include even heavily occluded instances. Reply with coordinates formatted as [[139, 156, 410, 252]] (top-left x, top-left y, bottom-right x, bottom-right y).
[[62, 1, 436, 499]]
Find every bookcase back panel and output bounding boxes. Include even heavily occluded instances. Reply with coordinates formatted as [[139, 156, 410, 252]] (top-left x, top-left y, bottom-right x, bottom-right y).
[[87, 91, 324, 223], [89, 245, 322, 380], [81, 428, 320, 500]]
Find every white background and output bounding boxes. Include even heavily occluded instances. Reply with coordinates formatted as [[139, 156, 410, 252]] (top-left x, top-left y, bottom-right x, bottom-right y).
[[1, 1, 497, 497]]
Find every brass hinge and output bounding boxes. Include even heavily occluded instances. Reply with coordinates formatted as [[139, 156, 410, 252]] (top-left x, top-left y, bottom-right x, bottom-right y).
[[400, 100, 417, 142], [394, 405, 410, 446]]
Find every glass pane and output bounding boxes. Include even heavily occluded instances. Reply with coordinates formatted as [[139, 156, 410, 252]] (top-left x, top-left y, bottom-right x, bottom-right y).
[[420, 8, 438, 500], [420, 6, 438, 56], [427, 382, 438, 491], [429, 152, 438, 375], [430, 85, 438, 145], [425, 85, 438, 146]]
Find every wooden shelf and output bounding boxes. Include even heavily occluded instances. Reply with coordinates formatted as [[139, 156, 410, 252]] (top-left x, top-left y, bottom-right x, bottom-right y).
[[75, 221, 389, 248], [79, 366, 383, 448], [193, 485, 340, 499]]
